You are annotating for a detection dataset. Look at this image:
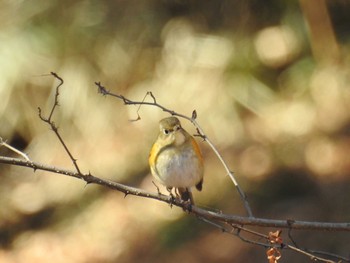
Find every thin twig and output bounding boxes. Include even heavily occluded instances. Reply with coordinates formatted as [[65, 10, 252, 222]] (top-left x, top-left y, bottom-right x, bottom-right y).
[[287, 227, 349, 262], [48, 72, 63, 121], [95, 82, 253, 217], [232, 225, 339, 263], [191, 117, 253, 217], [306, 249, 350, 262], [287, 226, 299, 248], [0, 137, 30, 161], [129, 91, 151, 122], [38, 72, 82, 174], [286, 245, 337, 263], [200, 218, 341, 263]]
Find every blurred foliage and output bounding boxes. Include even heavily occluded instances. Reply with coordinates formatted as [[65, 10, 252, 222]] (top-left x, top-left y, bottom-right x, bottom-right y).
[[0, 0, 350, 262]]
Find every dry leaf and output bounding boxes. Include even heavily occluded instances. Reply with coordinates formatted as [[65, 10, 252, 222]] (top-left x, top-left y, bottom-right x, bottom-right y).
[[266, 248, 282, 263], [268, 230, 283, 244]]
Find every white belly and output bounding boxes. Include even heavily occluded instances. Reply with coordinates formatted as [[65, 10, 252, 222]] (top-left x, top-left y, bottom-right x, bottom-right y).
[[154, 147, 202, 188]]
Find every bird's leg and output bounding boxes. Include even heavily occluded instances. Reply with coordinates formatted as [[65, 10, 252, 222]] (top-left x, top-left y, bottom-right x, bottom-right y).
[[152, 181, 161, 195], [174, 188, 181, 199], [166, 187, 176, 207]]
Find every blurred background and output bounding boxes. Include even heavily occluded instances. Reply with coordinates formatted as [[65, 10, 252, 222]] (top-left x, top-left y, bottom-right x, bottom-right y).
[[0, 0, 350, 262]]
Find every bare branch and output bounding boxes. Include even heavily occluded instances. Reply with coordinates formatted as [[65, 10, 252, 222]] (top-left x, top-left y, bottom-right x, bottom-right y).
[[0, 156, 349, 233], [205, 220, 346, 263], [306, 249, 350, 263], [148, 91, 157, 104], [48, 72, 63, 121], [38, 72, 82, 174], [286, 245, 336, 263], [129, 91, 154, 122], [94, 82, 253, 217], [0, 137, 30, 161]]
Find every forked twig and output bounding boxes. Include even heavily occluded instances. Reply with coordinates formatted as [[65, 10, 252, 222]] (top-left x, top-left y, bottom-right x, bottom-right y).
[[95, 82, 253, 217], [0, 137, 30, 161], [38, 72, 82, 174]]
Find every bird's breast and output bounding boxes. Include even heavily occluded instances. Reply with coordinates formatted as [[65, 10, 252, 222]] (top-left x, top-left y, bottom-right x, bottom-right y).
[[154, 146, 203, 188]]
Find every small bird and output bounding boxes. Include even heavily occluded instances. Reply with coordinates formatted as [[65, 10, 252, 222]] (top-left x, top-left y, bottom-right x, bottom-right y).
[[149, 116, 204, 204]]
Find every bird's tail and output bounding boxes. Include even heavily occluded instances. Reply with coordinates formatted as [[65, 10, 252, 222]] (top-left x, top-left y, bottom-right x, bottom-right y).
[[178, 187, 194, 204]]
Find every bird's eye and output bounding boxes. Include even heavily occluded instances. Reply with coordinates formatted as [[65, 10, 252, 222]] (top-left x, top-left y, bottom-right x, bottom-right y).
[[163, 129, 170, 135]]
